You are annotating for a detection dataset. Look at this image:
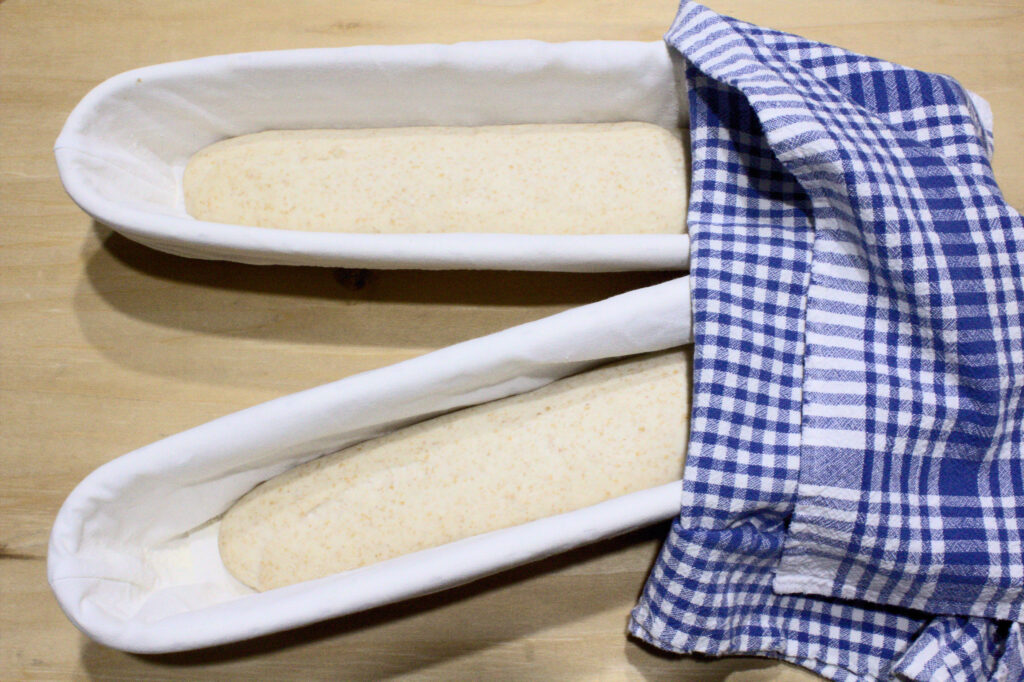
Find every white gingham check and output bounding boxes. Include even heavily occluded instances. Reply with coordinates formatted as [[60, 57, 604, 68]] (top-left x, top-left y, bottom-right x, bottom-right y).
[[630, 4, 1024, 680]]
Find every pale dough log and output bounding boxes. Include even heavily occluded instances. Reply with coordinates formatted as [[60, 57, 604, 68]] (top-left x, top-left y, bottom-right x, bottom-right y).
[[219, 350, 690, 591], [184, 123, 687, 234]]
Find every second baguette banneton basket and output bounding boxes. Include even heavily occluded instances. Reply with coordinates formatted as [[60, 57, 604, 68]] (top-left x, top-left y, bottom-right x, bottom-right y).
[[48, 278, 693, 653], [55, 40, 691, 271]]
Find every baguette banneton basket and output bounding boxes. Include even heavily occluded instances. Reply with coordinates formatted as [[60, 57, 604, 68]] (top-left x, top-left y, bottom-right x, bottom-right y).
[[55, 40, 690, 271], [49, 278, 693, 653]]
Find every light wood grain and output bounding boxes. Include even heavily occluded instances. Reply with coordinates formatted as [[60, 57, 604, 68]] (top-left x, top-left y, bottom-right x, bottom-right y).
[[2, 0, 1021, 679]]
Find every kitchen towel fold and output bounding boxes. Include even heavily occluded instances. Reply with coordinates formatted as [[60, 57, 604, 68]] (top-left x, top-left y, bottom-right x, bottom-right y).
[[631, 3, 1024, 680]]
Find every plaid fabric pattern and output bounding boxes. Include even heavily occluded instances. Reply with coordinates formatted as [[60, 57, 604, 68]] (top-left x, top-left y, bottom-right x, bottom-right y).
[[631, 3, 1024, 679]]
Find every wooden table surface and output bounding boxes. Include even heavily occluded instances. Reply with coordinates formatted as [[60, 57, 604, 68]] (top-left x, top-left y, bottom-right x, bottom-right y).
[[2, 1, 1021, 679]]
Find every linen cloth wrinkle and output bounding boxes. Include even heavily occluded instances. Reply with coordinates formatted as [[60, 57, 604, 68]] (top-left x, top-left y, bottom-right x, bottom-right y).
[[631, 3, 1024, 680]]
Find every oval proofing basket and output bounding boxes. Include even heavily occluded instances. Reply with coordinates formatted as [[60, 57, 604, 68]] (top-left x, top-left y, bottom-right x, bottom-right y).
[[55, 40, 690, 271], [49, 278, 693, 653]]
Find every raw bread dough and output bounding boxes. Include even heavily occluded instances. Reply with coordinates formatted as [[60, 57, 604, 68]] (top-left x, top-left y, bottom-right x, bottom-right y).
[[184, 123, 687, 234], [219, 349, 690, 591]]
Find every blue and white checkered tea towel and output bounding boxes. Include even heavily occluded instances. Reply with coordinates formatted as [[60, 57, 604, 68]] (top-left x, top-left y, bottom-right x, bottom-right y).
[[630, 3, 1024, 680]]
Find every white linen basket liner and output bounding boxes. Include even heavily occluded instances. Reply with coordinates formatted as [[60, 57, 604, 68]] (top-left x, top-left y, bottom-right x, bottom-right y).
[[49, 278, 693, 653], [55, 40, 691, 271]]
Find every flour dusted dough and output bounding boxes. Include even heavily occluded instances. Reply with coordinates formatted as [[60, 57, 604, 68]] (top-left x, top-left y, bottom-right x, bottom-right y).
[[219, 350, 690, 591], [184, 123, 687, 234]]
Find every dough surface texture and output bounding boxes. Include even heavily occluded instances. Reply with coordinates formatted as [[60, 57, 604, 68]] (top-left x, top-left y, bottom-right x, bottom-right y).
[[219, 350, 690, 591], [184, 123, 687, 235]]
